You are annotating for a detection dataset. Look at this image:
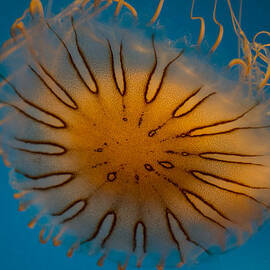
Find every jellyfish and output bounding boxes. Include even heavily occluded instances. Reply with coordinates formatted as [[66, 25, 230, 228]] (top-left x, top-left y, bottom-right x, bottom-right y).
[[1, 0, 270, 269]]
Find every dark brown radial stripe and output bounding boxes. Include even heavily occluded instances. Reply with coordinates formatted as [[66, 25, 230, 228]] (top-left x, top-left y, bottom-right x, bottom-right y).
[[107, 39, 128, 121], [159, 172, 227, 230], [46, 22, 97, 94], [133, 221, 147, 253], [13, 147, 65, 156], [119, 41, 127, 96], [146, 49, 184, 104], [190, 169, 270, 189], [31, 174, 76, 191], [81, 211, 116, 245], [146, 85, 207, 138], [189, 170, 270, 209], [144, 34, 184, 104], [199, 152, 264, 166], [182, 189, 232, 222], [151, 174, 214, 254], [165, 149, 263, 166], [0, 73, 67, 128], [13, 169, 75, 191], [14, 169, 74, 180], [187, 103, 259, 134], [199, 152, 264, 158], [101, 212, 117, 248], [165, 209, 184, 263], [0, 100, 66, 129], [144, 34, 158, 104], [166, 208, 211, 255], [187, 125, 270, 137], [61, 200, 88, 224], [106, 39, 127, 97], [146, 87, 203, 137], [181, 189, 227, 230], [51, 198, 87, 217], [172, 86, 202, 117], [71, 16, 99, 94], [173, 92, 216, 118], [15, 137, 66, 147], [28, 65, 77, 110], [13, 137, 66, 155], [33, 61, 78, 109]]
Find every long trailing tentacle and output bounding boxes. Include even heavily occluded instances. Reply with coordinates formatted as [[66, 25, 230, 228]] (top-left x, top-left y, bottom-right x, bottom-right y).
[[150, 0, 165, 24], [226, 0, 270, 91], [190, 0, 205, 47], [210, 0, 224, 54]]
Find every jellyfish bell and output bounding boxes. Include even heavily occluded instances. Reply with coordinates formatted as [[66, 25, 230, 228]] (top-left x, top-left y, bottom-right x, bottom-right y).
[[1, 0, 270, 269]]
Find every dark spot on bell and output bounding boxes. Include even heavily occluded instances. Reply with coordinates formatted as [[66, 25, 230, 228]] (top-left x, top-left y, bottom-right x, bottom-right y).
[[144, 163, 154, 171], [148, 130, 156, 137], [158, 161, 175, 169], [107, 172, 117, 182], [165, 150, 176, 154], [135, 174, 139, 184], [122, 117, 128, 121], [177, 133, 187, 138]]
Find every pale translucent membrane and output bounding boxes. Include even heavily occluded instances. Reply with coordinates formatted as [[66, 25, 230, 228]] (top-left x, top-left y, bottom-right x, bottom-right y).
[[1, 1, 270, 270]]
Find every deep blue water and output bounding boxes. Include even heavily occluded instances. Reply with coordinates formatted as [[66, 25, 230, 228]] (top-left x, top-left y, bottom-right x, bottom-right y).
[[0, 1, 270, 269]]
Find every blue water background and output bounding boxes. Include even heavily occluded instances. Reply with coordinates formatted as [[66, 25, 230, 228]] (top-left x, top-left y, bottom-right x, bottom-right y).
[[0, 0, 270, 269]]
